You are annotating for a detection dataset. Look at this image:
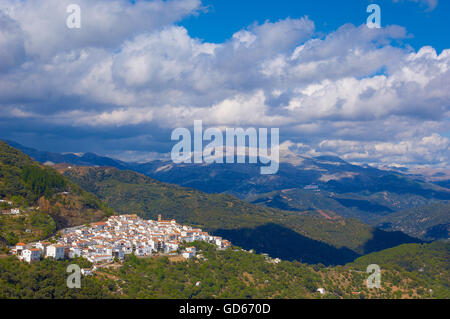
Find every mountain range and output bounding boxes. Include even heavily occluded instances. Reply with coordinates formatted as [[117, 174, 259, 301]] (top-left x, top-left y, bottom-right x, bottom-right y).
[[5, 140, 449, 241]]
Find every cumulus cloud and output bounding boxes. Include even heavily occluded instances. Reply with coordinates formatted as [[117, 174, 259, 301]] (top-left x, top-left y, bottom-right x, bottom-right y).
[[0, 0, 449, 167], [0, 0, 202, 59], [315, 133, 449, 167]]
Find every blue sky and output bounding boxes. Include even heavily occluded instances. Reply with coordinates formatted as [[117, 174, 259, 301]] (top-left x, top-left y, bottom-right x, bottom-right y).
[[180, 0, 449, 53], [0, 0, 449, 168]]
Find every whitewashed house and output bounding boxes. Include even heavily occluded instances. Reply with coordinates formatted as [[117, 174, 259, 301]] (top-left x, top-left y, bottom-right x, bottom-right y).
[[112, 247, 124, 260], [213, 237, 223, 247], [146, 239, 157, 252], [15, 242, 26, 255], [68, 247, 82, 258], [182, 246, 196, 259], [46, 245, 65, 260], [88, 254, 113, 264], [35, 242, 51, 254], [22, 248, 41, 263], [165, 241, 179, 253], [134, 246, 146, 256], [122, 245, 133, 254], [81, 268, 93, 276]]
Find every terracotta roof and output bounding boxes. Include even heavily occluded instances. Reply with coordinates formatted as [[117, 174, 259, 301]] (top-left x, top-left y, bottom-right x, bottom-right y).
[[92, 222, 107, 226]]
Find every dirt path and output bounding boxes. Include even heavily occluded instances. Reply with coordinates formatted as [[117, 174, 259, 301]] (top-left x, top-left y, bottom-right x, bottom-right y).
[[317, 209, 338, 220], [95, 271, 121, 281]]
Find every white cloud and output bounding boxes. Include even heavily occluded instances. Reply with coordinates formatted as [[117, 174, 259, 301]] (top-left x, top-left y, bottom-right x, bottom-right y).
[[0, 0, 202, 59], [315, 133, 449, 166], [0, 0, 449, 167]]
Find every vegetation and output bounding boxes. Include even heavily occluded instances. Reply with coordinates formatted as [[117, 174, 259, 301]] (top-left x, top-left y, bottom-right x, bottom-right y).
[[373, 202, 450, 240], [350, 241, 450, 298], [249, 187, 447, 224], [89, 241, 450, 299], [22, 165, 67, 200], [0, 211, 56, 245], [1, 241, 443, 299], [0, 140, 114, 245], [0, 257, 113, 298]]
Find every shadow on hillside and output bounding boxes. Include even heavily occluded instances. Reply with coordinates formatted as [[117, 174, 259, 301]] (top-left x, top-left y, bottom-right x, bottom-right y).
[[425, 223, 449, 240], [333, 198, 393, 214], [362, 228, 423, 255], [213, 223, 360, 266]]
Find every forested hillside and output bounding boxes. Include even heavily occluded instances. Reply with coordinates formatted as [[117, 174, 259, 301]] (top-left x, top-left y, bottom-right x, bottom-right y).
[[350, 241, 450, 298], [0, 141, 114, 245], [373, 202, 449, 240], [1, 241, 447, 299]]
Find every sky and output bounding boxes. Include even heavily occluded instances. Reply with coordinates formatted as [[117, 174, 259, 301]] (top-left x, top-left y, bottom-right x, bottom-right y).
[[0, 0, 449, 168]]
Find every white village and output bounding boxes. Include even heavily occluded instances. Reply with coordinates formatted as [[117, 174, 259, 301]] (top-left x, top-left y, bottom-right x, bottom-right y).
[[11, 214, 231, 268]]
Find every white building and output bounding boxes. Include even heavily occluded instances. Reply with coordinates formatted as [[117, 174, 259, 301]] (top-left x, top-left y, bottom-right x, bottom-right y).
[[35, 242, 51, 254], [68, 247, 82, 258], [46, 245, 65, 260], [81, 268, 93, 276], [165, 241, 179, 253], [182, 246, 196, 259], [15, 242, 26, 255], [22, 248, 41, 263], [112, 248, 124, 260], [317, 288, 326, 295], [134, 247, 146, 256], [87, 254, 113, 264], [213, 237, 222, 247]]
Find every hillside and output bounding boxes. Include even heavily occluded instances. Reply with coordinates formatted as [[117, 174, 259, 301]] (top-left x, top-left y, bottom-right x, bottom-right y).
[[350, 241, 450, 298], [1, 241, 447, 299], [372, 202, 450, 240], [249, 189, 450, 238], [0, 257, 112, 298], [0, 141, 113, 245], [60, 165, 421, 265], [110, 241, 449, 299]]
